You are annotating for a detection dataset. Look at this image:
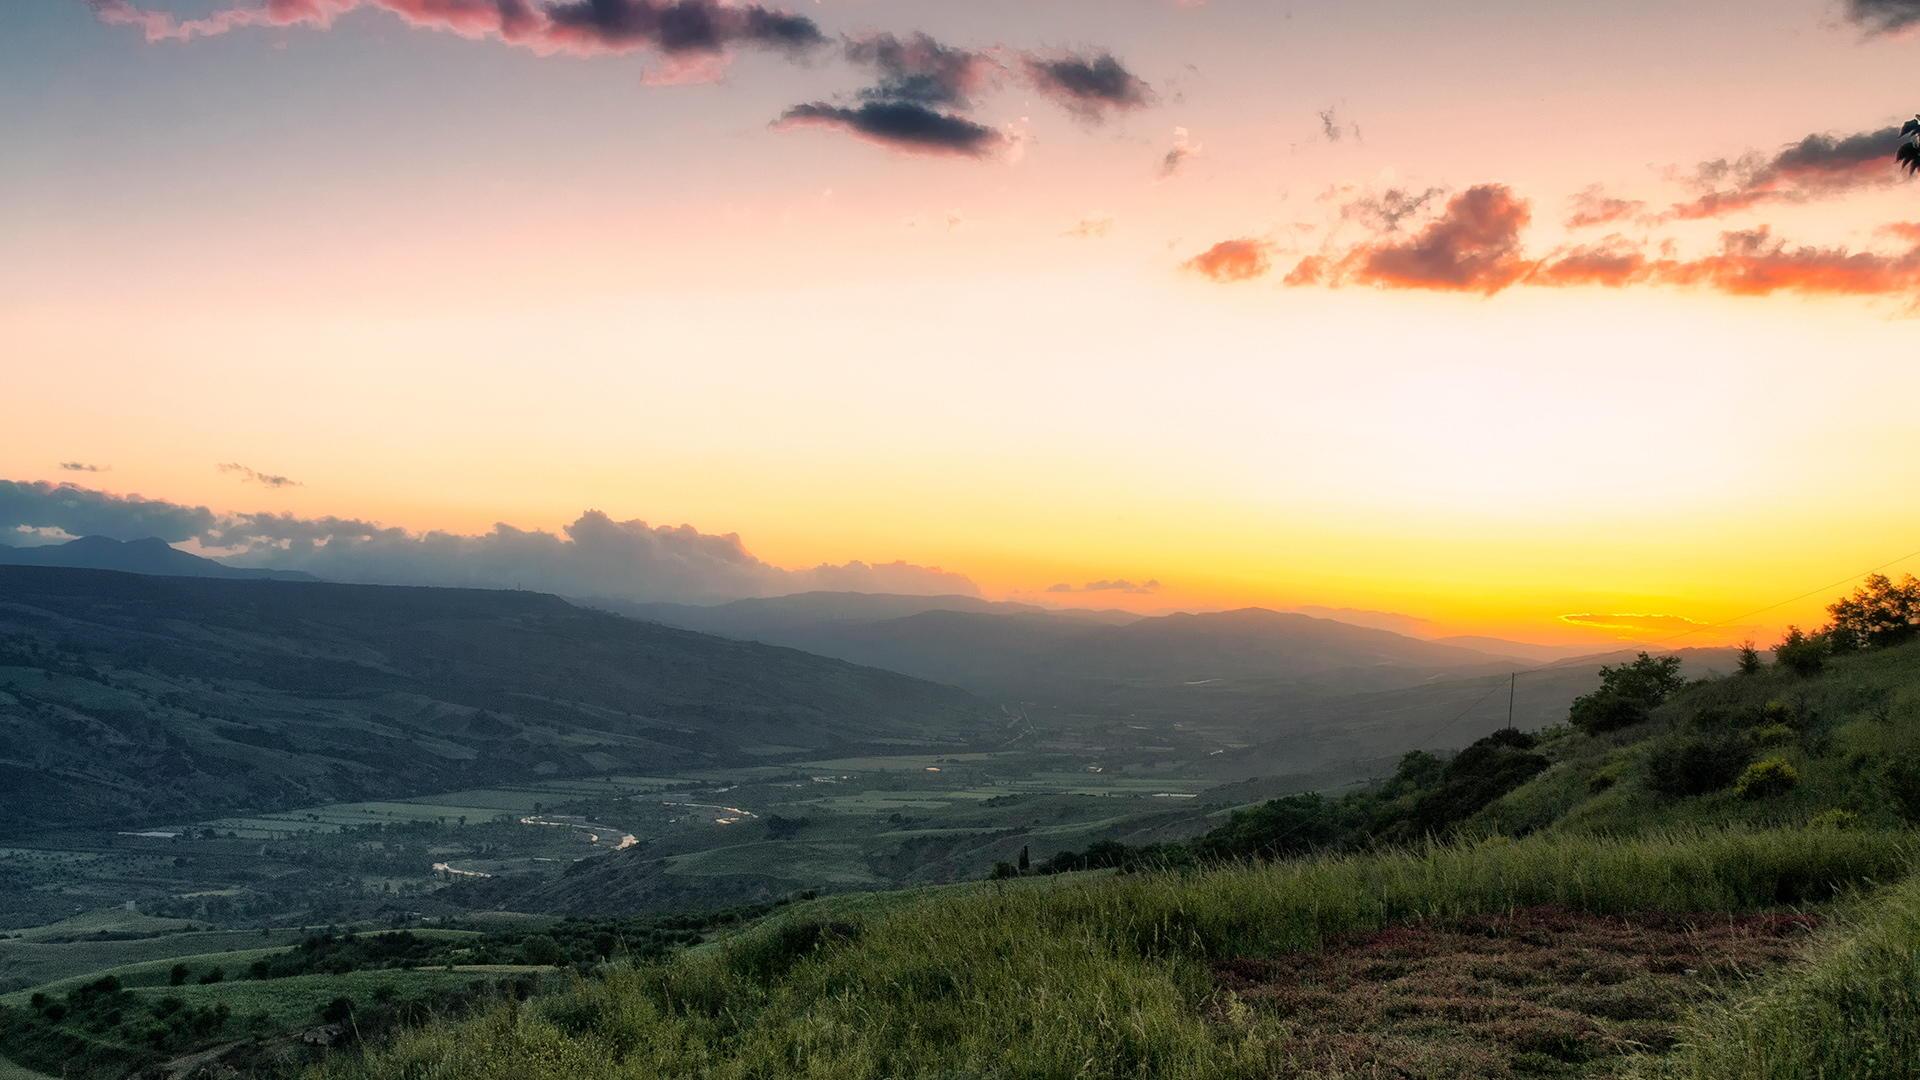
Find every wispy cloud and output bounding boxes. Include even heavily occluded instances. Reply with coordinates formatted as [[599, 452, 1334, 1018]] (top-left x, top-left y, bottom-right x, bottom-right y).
[[1559, 612, 1714, 635], [1184, 238, 1272, 282], [1317, 106, 1360, 143], [1204, 171, 1920, 301], [1065, 215, 1114, 238], [1047, 578, 1161, 594], [59, 462, 109, 473], [1159, 125, 1201, 177], [218, 462, 302, 489], [1667, 125, 1905, 220], [1337, 186, 1443, 233], [1565, 185, 1646, 229]]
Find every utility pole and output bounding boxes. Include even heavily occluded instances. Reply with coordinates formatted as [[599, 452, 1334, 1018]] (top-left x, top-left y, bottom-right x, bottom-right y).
[[1506, 672, 1516, 733]]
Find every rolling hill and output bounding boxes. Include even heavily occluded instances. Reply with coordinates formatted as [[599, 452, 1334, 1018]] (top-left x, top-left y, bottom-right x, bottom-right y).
[[621, 596, 1537, 724], [0, 567, 986, 833], [0, 536, 316, 582]]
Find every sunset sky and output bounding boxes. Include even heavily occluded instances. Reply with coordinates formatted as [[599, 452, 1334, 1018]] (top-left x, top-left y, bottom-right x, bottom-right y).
[[7, 0, 1920, 644]]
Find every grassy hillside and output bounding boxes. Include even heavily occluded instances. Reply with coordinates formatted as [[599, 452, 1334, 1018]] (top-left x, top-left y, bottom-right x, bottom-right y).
[[309, 597, 1920, 1079], [314, 830, 1912, 1080], [1473, 636, 1920, 838], [0, 567, 986, 833]]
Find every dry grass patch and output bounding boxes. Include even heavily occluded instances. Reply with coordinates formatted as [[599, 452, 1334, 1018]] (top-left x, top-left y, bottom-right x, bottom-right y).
[[1214, 906, 1819, 1079]]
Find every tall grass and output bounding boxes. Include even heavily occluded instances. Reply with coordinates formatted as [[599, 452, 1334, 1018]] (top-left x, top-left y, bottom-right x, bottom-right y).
[[1646, 869, 1920, 1080], [316, 828, 1910, 1080]]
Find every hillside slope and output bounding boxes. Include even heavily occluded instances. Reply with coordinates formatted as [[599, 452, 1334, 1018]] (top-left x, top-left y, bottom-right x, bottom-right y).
[[311, 625, 1920, 1080], [0, 568, 985, 833]]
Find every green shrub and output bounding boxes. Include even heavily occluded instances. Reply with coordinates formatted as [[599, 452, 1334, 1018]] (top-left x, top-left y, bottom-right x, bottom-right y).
[[1884, 761, 1920, 824], [1774, 627, 1829, 676], [1808, 809, 1861, 830], [1747, 723, 1796, 749], [1648, 734, 1750, 797], [1733, 758, 1799, 800], [1588, 763, 1625, 793]]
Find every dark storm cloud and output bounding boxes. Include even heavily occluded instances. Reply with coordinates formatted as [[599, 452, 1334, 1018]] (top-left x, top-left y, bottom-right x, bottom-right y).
[[1022, 51, 1153, 120], [542, 0, 824, 55], [775, 101, 1003, 157], [844, 32, 997, 108], [1846, 0, 1920, 34]]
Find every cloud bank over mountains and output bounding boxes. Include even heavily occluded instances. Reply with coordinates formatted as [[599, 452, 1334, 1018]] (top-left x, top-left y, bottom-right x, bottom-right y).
[[0, 479, 976, 604]]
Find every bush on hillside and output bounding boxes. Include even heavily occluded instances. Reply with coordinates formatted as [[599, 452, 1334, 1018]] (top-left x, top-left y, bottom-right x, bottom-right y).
[[1773, 626, 1829, 676], [1883, 761, 1920, 824], [1733, 758, 1799, 800], [1193, 793, 1347, 861], [1736, 641, 1764, 675], [1647, 734, 1750, 797], [1392, 733, 1550, 839], [1570, 653, 1686, 735]]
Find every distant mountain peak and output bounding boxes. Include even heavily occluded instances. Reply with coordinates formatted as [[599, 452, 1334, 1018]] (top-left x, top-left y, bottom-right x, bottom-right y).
[[0, 535, 316, 582]]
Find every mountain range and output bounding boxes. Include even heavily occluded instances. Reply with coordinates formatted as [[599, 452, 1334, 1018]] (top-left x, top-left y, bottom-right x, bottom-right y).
[[0, 536, 316, 581], [0, 567, 985, 833], [616, 591, 1534, 712]]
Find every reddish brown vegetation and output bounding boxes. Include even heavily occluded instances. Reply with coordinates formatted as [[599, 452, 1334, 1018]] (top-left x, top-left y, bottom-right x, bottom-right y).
[[1213, 906, 1820, 1079]]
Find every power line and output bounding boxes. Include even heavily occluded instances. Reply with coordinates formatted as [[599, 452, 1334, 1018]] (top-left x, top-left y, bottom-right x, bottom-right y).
[[1640, 543, 1920, 648], [1409, 541, 1920, 750]]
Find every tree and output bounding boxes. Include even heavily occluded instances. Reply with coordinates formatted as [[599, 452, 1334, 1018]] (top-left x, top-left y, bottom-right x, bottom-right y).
[[1016, 845, 1030, 874], [519, 936, 562, 966], [168, 963, 189, 987], [1826, 573, 1920, 651], [1773, 626, 1828, 676], [1736, 641, 1763, 675], [1569, 652, 1686, 734]]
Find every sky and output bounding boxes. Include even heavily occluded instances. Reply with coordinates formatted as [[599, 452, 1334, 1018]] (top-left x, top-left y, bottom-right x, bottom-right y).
[[6, 0, 1920, 645]]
